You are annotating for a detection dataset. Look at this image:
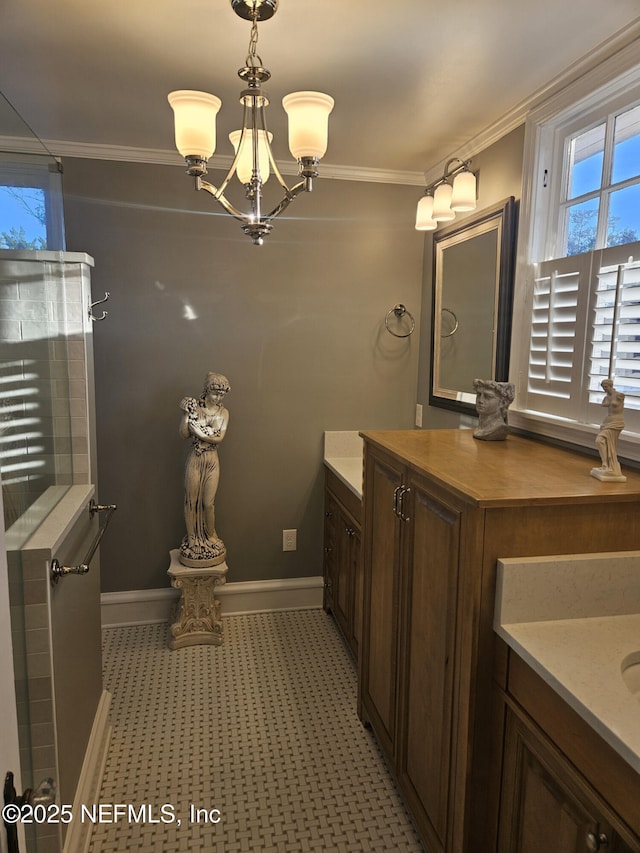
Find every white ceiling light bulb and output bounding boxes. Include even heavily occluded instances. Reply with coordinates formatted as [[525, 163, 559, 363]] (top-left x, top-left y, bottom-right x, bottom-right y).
[[415, 194, 437, 230], [451, 169, 477, 212], [433, 182, 455, 221]]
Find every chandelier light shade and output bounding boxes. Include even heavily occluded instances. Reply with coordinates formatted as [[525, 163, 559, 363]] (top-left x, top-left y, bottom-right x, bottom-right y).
[[168, 91, 222, 160], [282, 92, 334, 160], [229, 129, 273, 185], [167, 0, 334, 245], [415, 157, 477, 231], [415, 194, 437, 231]]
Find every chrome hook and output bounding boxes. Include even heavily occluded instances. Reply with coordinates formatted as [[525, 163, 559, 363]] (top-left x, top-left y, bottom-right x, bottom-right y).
[[88, 292, 110, 322]]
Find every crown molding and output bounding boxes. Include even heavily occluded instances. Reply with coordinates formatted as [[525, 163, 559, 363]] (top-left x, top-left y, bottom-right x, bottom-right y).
[[423, 18, 640, 185], [0, 135, 425, 186]]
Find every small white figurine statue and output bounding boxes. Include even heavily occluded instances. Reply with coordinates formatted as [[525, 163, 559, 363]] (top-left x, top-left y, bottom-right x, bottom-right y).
[[473, 379, 515, 441], [591, 378, 626, 482], [179, 372, 231, 567]]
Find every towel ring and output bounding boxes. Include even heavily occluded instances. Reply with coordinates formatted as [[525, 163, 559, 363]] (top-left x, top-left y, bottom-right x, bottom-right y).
[[385, 304, 415, 338], [441, 307, 459, 338]]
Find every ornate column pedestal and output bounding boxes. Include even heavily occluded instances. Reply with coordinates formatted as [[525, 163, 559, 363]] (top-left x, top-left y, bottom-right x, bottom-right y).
[[167, 548, 228, 649]]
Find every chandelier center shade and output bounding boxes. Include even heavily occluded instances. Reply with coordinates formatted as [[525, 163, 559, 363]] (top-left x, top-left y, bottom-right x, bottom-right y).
[[168, 0, 334, 245]]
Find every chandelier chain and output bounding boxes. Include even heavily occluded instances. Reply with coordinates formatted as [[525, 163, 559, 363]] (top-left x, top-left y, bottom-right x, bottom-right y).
[[246, 16, 263, 69]]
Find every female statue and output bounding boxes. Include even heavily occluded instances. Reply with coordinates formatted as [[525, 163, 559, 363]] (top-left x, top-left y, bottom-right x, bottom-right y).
[[179, 372, 231, 567], [591, 378, 626, 482], [473, 379, 515, 441]]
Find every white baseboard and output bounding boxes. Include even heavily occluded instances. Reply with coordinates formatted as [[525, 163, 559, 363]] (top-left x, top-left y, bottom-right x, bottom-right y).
[[101, 576, 324, 628], [63, 690, 112, 853]]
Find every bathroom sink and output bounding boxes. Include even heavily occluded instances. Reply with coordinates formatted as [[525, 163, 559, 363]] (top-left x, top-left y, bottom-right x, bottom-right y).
[[621, 653, 640, 700]]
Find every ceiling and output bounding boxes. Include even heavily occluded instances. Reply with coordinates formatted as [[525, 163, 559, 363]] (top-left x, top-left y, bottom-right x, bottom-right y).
[[1, 0, 640, 184]]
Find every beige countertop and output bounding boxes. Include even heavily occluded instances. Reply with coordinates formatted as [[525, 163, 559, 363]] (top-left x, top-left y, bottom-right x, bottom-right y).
[[323, 431, 364, 499], [359, 429, 640, 506], [495, 551, 640, 774]]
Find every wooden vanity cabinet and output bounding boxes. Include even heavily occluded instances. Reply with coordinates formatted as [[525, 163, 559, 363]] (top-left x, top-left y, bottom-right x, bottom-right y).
[[397, 469, 461, 851], [356, 447, 404, 757], [323, 467, 363, 662], [499, 705, 638, 853], [357, 430, 640, 853], [359, 443, 464, 853], [497, 648, 640, 853]]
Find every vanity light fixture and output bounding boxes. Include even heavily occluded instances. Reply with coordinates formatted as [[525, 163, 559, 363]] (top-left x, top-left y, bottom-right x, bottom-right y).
[[168, 0, 334, 246], [415, 157, 477, 231]]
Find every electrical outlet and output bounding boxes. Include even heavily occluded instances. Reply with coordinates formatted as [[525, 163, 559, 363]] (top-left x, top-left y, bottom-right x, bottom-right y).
[[283, 529, 297, 551], [415, 403, 423, 428]]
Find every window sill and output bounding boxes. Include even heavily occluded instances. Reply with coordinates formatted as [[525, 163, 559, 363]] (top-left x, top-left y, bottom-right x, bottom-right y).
[[508, 409, 640, 468]]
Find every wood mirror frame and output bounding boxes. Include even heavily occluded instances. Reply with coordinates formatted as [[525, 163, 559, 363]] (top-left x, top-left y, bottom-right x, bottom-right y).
[[429, 197, 517, 415]]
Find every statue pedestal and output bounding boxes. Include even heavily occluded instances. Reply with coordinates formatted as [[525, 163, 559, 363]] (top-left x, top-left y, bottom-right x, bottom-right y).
[[167, 549, 228, 649], [590, 466, 627, 482]]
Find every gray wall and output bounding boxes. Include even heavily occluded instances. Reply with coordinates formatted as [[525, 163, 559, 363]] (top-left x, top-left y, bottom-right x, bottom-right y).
[[417, 125, 526, 429], [62, 158, 424, 592]]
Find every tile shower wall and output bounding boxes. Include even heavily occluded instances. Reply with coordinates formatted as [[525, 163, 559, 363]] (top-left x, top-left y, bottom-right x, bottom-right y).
[[0, 251, 99, 853], [0, 252, 94, 526]]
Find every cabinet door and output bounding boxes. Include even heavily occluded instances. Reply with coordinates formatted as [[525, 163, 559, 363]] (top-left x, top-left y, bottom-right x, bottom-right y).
[[397, 478, 460, 853], [323, 490, 338, 613], [499, 706, 622, 853], [334, 513, 353, 640], [351, 526, 363, 660], [324, 477, 362, 659], [360, 449, 404, 759]]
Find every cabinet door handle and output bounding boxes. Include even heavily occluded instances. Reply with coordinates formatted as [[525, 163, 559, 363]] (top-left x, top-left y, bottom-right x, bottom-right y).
[[393, 485, 402, 517], [586, 832, 608, 852], [398, 486, 411, 523]]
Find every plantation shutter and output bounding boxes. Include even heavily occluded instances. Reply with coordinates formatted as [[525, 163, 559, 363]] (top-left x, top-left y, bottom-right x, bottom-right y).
[[588, 243, 640, 417], [525, 253, 592, 419]]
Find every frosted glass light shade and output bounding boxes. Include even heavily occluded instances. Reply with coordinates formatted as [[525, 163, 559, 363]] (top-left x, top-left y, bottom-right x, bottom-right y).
[[433, 182, 455, 221], [415, 195, 437, 230], [229, 129, 273, 185], [282, 91, 334, 160], [168, 90, 222, 159], [451, 170, 477, 211]]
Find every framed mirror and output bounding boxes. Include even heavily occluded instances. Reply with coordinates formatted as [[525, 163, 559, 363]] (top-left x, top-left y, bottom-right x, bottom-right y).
[[429, 197, 517, 414]]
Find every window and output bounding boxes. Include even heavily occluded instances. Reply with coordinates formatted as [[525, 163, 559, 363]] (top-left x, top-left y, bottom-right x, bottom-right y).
[[511, 54, 640, 458], [0, 186, 47, 249], [0, 154, 65, 251], [560, 103, 640, 258]]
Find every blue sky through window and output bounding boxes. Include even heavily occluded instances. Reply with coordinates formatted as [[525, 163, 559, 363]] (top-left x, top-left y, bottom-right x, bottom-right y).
[[0, 186, 47, 248], [571, 153, 603, 197], [568, 130, 640, 248], [612, 134, 640, 184]]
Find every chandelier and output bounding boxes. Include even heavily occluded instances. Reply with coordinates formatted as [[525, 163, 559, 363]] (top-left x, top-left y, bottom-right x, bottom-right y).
[[415, 157, 477, 231], [168, 0, 334, 245]]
